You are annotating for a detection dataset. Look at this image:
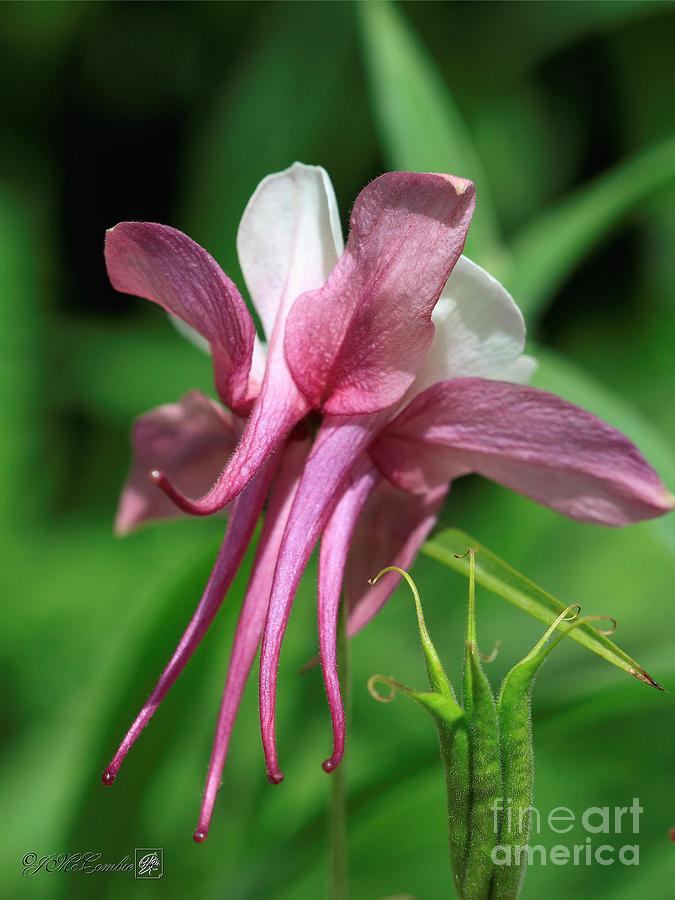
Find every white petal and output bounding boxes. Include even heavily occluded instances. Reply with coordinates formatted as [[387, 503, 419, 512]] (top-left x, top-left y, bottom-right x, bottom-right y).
[[412, 255, 526, 396], [249, 335, 268, 391], [236, 162, 343, 342], [497, 353, 537, 384]]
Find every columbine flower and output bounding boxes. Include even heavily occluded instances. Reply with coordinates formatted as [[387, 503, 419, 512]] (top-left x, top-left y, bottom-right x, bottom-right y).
[[103, 163, 673, 841]]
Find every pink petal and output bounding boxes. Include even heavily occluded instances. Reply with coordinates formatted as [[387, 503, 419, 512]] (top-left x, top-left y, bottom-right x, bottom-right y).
[[371, 378, 675, 526], [318, 459, 378, 774], [115, 391, 240, 535], [151, 351, 308, 516], [345, 479, 448, 636], [259, 412, 389, 783], [154, 175, 330, 515], [195, 428, 310, 842], [284, 172, 475, 415], [102, 456, 276, 786], [105, 223, 257, 414]]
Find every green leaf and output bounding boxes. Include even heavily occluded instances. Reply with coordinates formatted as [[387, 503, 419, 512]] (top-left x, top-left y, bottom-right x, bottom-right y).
[[509, 134, 675, 318], [531, 346, 675, 559], [357, 0, 503, 267], [421, 528, 661, 689]]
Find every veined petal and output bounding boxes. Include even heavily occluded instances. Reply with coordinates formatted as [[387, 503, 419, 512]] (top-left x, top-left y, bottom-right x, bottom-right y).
[[195, 428, 310, 843], [237, 162, 343, 342], [105, 223, 257, 414], [285, 172, 476, 415], [371, 378, 675, 526], [115, 391, 240, 535], [102, 457, 276, 785], [259, 412, 388, 783], [318, 459, 379, 774], [410, 256, 526, 396], [346, 479, 448, 636]]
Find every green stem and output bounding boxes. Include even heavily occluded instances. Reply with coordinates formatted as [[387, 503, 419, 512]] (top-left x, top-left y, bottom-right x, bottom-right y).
[[329, 599, 350, 900]]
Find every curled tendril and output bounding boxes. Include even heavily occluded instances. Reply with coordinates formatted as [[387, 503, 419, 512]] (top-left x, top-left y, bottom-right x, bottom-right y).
[[563, 603, 582, 621], [517, 603, 581, 667], [452, 547, 502, 663], [368, 565, 454, 698], [453, 548, 474, 560], [582, 614, 618, 636], [546, 603, 582, 635], [368, 566, 432, 652], [367, 674, 413, 704], [480, 640, 502, 663], [369, 565, 420, 599]]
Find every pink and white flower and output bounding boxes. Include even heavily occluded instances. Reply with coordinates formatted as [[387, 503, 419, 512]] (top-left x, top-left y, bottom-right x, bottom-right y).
[[103, 163, 673, 841]]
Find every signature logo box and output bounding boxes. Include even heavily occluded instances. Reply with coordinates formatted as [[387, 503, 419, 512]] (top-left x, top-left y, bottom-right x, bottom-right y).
[[135, 849, 164, 880]]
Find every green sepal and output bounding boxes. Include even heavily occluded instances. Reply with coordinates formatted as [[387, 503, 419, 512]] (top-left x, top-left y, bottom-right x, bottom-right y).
[[491, 605, 582, 900], [460, 551, 503, 900], [367, 675, 463, 727], [368, 566, 469, 890], [441, 718, 470, 898]]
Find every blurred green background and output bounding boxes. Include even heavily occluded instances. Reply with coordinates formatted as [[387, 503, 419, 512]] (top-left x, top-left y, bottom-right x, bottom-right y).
[[1, 1, 674, 898]]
